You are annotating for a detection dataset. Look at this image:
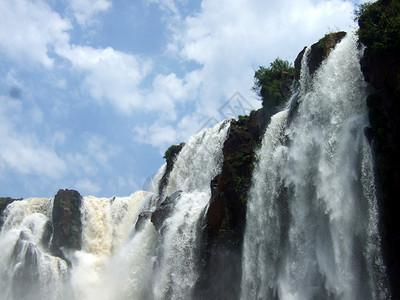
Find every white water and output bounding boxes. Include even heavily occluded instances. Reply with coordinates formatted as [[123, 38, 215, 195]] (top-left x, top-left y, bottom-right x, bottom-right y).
[[241, 32, 388, 299], [0, 198, 68, 300], [0, 32, 390, 300], [153, 119, 231, 299], [0, 120, 230, 300]]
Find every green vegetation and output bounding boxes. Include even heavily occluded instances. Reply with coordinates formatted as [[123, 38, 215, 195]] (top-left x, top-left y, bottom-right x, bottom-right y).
[[163, 142, 185, 162], [0, 198, 11, 212], [356, 0, 400, 52], [0, 197, 21, 214], [252, 58, 295, 106], [317, 35, 328, 49], [237, 114, 250, 124]]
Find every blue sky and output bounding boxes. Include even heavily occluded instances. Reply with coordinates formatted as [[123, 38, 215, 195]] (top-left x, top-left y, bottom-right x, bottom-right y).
[[0, 0, 367, 198]]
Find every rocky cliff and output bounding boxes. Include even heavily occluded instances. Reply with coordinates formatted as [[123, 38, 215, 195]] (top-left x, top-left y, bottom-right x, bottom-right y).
[[0, 3, 398, 296], [357, 0, 400, 297]]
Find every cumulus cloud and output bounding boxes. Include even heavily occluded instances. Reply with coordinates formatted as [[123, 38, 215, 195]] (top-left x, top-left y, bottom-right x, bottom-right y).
[[0, 0, 364, 196], [172, 0, 356, 108], [57, 45, 153, 113], [0, 0, 71, 68], [135, 0, 358, 148]]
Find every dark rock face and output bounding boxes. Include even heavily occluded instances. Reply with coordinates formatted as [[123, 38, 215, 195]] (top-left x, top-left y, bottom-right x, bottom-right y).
[[361, 47, 400, 299], [151, 190, 182, 231], [0, 197, 22, 227], [158, 143, 184, 198], [357, 1, 400, 297], [50, 189, 82, 263], [295, 31, 347, 80], [195, 109, 264, 300], [135, 211, 152, 231]]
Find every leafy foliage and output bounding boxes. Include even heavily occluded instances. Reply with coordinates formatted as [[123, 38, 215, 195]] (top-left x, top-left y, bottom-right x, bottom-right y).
[[163, 142, 185, 163], [252, 58, 295, 107], [356, 0, 400, 52]]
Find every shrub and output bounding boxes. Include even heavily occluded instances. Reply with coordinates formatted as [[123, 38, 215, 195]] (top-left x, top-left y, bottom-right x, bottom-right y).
[[163, 142, 185, 163], [252, 58, 294, 107], [356, 0, 400, 52]]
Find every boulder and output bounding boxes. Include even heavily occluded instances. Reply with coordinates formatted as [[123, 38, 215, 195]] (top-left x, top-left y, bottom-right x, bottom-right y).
[[50, 189, 82, 263]]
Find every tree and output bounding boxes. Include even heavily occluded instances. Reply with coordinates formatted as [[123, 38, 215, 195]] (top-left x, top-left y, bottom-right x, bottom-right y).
[[252, 58, 294, 107], [356, 0, 400, 52]]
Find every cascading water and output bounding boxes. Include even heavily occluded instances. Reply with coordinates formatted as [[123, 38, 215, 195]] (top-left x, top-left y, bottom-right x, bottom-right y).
[[0, 198, 68, 300], [0, 31, 390, 300], [0, 120, 230, 300], [152, 119, 231, 299], [241, 31, 388, 299]]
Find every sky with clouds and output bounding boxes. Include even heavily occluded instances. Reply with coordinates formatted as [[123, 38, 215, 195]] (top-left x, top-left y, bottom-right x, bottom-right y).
[[0, 0, 368, 198]]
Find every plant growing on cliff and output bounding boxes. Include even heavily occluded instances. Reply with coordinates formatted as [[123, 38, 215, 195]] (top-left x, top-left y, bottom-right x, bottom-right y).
[[163, 142, 185, 163], [356, 0, 400, 52], [253, 58, 295, 107]]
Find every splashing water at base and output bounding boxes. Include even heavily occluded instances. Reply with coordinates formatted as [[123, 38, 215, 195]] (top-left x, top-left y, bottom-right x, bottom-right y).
[[0, 198, 68, 300]]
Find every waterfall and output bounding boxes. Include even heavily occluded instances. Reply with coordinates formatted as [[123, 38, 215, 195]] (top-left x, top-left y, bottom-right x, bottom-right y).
[[241, 31, 388, 299], [0, 198, 68, 300], [152, 119, 231, 299], [0, 120, 230, 300], [0, 31, 391, 300]]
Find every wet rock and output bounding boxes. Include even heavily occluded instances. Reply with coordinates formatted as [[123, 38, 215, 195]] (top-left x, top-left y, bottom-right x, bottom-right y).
[[0, 197, 22, 227], [295, 31, 347, 80], [158, 143, 184, 198], [40, 220, 53, 251], [196, 109, 263, 300], [135, 211, 152, 231], [361, 39, 400, 300], [50, 189, 82, 263], [151, 190, 182, 231], [356, 0, 400, 296]]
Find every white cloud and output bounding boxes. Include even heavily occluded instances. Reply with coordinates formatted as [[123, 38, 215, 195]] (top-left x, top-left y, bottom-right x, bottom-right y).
[[133, 0, 357, 150], [134, 122, 178, 150], [153, 0, 356, 116], [0, 0, 71, 68], [0, 96, 67, 177], [58, 45, 153, 113], [67, 0, 112, 27]]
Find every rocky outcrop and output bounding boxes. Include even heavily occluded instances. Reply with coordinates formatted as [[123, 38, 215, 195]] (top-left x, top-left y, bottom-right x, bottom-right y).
[[0, 197, 22, 227], [135, 211, 152, 231], [294, 31, 346, 80], [158, 143, 184, 198], [357, 0, 400, 297], [151, 190, 182, 231], [50, 189, 82, 263], [195, 110, 264, 299]]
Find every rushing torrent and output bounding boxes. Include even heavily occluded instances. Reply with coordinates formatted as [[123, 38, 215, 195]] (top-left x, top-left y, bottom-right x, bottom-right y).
[[0, 120, 230, 300], [0, 32, 389, 300], [241, 32, 388, 300]]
